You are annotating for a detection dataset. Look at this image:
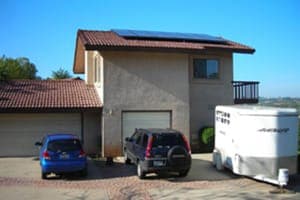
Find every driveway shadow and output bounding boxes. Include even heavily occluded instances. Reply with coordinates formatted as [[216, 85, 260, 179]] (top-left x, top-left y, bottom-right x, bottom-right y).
[[32, 158, 107, 181], [140, 158, 239, 182], [91, 159, 136, 179], [89, 156, 239, 182], [172, 158, 239, 182]]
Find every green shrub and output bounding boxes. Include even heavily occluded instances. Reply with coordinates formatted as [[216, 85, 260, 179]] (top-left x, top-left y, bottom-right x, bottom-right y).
[[199, 127, 215, 153]]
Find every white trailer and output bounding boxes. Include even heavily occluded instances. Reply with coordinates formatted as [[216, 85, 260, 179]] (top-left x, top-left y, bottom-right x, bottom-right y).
[[213, 105, 298, 185]]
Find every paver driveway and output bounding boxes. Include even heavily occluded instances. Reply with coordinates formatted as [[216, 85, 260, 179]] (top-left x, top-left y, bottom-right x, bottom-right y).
[[0, 154, 300, 200]]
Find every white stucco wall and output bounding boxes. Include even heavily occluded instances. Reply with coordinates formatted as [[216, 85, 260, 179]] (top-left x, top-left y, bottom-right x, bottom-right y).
[[84, 51, 93, 85], [86, 50, 234, 155], [101, 51, 190, 157], [83, 112, 102, 154], [189, 52, 233, 150]]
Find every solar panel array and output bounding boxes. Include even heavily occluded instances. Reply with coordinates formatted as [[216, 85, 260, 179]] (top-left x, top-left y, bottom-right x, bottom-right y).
[[112, 29, 226, 43]]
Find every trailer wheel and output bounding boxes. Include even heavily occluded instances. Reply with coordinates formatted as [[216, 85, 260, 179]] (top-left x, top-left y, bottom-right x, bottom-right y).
[[215, 152, 224, 171], [212, 150, 217, 166]]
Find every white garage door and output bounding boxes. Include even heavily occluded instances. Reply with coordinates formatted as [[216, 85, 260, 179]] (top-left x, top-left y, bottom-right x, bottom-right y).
[[122, 112, 171, 145], [0, 113, 81, 157]]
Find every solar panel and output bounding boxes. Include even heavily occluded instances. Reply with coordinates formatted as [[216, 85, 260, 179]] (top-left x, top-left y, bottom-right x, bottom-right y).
[[112, 29, 226, 43]]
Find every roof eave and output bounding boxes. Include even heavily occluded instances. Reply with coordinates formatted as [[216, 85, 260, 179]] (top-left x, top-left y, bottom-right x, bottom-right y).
[[84, 44, 255, 54], [206, 47, 256, 54], [73, 32, 86, 74], [0, 107, 103, 113]]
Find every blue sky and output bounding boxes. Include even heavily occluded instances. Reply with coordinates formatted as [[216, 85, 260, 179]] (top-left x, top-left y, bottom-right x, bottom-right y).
[[1, 0, 299, 97]]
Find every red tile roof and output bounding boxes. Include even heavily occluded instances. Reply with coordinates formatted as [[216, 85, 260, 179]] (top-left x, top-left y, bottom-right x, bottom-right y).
[[78, 30, 255, 54], [0, 79, 102, 112], [73, 29, 255, 73]]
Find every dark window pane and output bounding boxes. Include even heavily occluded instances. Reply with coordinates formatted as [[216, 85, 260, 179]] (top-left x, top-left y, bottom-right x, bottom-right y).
[[136, 134, 142, 145], [47, 139, 82, 152], [152, 133, 184, 147], [142, 134, 148, 148], [131, 132, 139, 140], [207, 60, 219, 78], [193, 59, 219, 79], [193, 59, 206, 78]]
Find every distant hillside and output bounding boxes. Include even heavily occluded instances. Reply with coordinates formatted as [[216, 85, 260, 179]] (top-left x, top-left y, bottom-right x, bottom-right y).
[[259, 97, 300, 112]]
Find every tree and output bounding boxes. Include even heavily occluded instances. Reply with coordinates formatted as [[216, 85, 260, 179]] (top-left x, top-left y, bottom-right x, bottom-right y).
[[0, 55, 39, 80], [51, 68, 72, 79]]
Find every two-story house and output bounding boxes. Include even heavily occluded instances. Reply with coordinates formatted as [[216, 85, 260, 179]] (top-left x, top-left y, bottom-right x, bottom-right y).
[[73, 29, 258, 158]]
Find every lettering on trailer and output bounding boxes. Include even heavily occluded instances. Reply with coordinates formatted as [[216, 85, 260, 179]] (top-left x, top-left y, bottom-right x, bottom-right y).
[[216, 110, 230, 125], [219, 130, 226, 135], [257, 128, 290, 133]]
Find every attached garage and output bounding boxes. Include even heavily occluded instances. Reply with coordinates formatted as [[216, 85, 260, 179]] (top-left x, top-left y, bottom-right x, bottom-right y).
[[0, 80, 102, 157], [0, 113, 81, 156], [122, 111, 171, 145]]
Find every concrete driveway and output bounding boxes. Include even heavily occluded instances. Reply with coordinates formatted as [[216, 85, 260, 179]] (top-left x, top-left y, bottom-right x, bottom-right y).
[[0, 157, 109, 200], [0, 154, 300, 200]]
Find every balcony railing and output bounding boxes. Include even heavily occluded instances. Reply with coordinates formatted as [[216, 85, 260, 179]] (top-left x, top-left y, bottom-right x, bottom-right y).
[[232, 81, 260, 104]]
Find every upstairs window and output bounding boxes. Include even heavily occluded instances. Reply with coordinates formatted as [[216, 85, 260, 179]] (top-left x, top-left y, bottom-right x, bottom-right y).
[[94, 56, 101, 83], [193, 59, 219, 79]]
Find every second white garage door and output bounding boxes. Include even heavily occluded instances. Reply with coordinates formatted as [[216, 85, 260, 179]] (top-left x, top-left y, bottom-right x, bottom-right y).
[[0, 113, 81, 157], [122, 111, 171, 145]]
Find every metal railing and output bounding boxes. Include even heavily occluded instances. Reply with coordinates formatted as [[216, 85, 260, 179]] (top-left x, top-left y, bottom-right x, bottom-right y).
[[232, 81, 260, 104]]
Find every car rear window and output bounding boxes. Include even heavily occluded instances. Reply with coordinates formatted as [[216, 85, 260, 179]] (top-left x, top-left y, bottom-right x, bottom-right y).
[[152, 133, 185, 147], [47, 139, 82, 152]]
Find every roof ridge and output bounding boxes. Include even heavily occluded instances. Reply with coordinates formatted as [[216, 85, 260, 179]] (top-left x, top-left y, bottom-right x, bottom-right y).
[[74, 29, 255, 73], [75, 29, 255, 53], [78, 29, 112, 33], [0, 78, 102, 111], [0, 79, 83, 82]]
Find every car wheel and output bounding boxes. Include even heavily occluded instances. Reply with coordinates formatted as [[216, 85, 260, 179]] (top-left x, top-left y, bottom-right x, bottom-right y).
[[80, 167, 88, 177], [216, 152, 224, 171], [178, 169, 189, 177], [137, 161, 145, 179], [124, 150, 131, 164], [41, 171, 47, 179]]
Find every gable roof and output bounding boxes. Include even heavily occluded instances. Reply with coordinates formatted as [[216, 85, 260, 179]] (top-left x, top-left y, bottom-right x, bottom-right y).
[[73, 29, 255, 73], [0, 79, 102, 113]]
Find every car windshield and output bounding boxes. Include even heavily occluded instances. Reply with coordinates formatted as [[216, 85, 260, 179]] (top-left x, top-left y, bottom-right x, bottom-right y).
[[152, 133, 184, 147], [47, 139, 82, 152]]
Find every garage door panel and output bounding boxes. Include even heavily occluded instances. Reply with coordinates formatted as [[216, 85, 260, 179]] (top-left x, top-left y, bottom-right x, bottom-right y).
[[0, 113, 81, 157], [0, 133, 41, 157], [122, 112, 171, 146]]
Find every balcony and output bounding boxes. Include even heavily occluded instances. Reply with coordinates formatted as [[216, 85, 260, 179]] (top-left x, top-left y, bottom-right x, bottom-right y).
[[232, 81, 260, 104]]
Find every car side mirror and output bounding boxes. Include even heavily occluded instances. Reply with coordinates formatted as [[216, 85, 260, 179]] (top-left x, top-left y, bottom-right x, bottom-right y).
[[35, 141, 42, 146]]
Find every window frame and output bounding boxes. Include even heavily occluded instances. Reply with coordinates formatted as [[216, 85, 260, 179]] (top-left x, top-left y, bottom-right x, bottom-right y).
[[142, 133, 149, 148], [193, 58, 220, 80], [135, 133, 142, 145], [131, 131, 139, 141], [190, 55, 223, 84]]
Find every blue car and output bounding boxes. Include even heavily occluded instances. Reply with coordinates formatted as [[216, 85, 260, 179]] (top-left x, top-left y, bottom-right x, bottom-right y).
[[35, 134, 87, 179]]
